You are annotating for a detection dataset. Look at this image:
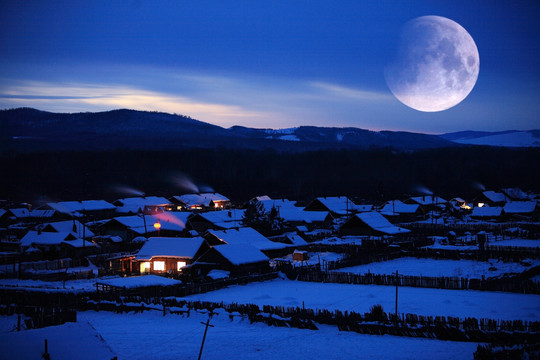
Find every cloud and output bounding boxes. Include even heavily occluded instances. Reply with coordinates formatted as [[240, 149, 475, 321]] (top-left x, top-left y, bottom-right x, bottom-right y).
[[0, 79, 264, 126], [310, 81, 392, 102]]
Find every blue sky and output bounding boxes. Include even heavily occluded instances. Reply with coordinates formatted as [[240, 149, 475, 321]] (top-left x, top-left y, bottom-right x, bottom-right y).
[[0, 1, 538, 133]]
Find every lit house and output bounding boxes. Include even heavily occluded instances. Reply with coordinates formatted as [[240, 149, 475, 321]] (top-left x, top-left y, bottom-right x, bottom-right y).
[[170, 193, 230, 211], [111, 236, 209, 275]]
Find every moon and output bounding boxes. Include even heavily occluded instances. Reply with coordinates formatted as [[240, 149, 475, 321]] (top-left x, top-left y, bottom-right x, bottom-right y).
[[385, 16, 479, 112]]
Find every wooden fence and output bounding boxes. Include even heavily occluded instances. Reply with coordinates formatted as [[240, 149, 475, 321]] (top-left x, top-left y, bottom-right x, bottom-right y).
[[293, 269, 540, 294]]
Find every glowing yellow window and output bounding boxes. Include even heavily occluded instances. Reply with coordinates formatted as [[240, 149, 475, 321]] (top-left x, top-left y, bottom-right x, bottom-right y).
[[153, 261, 165, 271], [177, 261, 186, 271], [140, 262, 150, 274]]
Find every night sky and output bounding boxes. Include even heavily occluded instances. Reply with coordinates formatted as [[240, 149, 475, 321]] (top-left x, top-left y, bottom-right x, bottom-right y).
[[0, 1, 538, 133]]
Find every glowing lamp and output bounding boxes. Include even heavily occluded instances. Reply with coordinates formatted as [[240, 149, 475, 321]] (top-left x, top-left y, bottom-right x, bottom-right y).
[[154, 221, 161, 230]]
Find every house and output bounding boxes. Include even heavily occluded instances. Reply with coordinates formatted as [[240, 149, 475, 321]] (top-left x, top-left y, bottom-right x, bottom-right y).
[[203, 227, 288, 252], [114, 196, 173, 215], [473, 191, 508, 208], [379, 200, 422, 222], [37, 220, 95, 239], [404, 196, 448, 213], [42, 200, 116, 219], [340, 211, 410, 237], [2, 208, 60, 224], [303, 196, 359, 217], [19, 230, 98, 257], [448, 198, 472, 212], [99, 213, 189, 241], [187, 209, 246, 233], [170, 193, 230, 211], [258, 199, 333, 228], [470, 206, 504, 221], [501, 188, 530, 201], [503, 201, 539, 221], [194, 244, 270, 276], [117, 236, 210, 275]]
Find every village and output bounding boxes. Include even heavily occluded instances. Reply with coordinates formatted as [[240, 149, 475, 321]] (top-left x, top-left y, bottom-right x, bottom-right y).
[[0, 188, 539, 359]]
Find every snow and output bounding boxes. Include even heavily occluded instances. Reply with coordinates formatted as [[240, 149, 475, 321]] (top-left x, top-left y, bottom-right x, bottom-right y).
[[0, 319, 116, 360], [212, 244, 269, 266], [207, 227, 286, 251], [135, 236, 205, 260], [453, 131, 540, 147], [471, 206, 503, 218], [0, 278, 98, 292], [275, 252, 346, 266], [488, 238, 540, 248], [349, 212, 410, 235], [503, 201, 537, 214], [207, 269, 230, 280], [76, 310, 478, 360], [183, 278, 540, 321], [97, 275, 181, 289], [333, 257, 540, 278], [278, 134, 300, 141]]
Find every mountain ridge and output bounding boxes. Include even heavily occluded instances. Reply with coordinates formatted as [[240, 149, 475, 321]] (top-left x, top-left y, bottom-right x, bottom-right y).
[[1, 107, 536, 152]]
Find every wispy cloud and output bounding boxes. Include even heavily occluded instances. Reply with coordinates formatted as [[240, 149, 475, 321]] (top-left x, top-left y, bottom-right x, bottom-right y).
[[310, 82, 392, 101]]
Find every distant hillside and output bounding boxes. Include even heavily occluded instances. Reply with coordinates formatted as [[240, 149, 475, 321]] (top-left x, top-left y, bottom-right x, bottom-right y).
[[441, 130, 540, 147], [0, 108, 456, 152]]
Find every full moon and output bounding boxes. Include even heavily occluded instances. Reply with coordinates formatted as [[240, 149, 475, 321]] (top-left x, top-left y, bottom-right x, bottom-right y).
[[385, 16, 479, 112]]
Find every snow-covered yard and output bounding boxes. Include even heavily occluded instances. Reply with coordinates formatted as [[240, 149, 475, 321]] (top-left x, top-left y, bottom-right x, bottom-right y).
[[333, 257, 540, 278], [182, 277, 540, 321]]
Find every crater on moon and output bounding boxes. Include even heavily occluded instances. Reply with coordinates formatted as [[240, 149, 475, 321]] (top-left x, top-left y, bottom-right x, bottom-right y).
[[385, 16, 479, 112]]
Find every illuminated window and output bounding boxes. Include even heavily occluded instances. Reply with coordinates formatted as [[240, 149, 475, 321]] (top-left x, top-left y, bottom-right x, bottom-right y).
[[478, 202, 485, 208], [140, 262, 151, 274], [153, 261, 165, 271], [177, 261, 186, 271]]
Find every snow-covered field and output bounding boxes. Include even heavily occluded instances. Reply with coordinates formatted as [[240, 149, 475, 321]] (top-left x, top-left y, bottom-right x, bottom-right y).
[[77, 310, 477, 360], [183, 278, 540, 321], [489, 238, 540, 248], [333, 257, 540, 278]]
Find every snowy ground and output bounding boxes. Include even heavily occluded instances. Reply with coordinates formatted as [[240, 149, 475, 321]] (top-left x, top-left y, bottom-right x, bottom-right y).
[[333, 257, 540, 278], [488, 238, 540, 248], [0, 316, 115, 360], [182, 277, 540, 321], [74, 310, 479, 360]]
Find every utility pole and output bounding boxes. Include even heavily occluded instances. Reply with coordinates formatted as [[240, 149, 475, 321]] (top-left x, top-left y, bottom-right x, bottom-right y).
[[198, 318, 214, 360], [394, 270, 399, 317]]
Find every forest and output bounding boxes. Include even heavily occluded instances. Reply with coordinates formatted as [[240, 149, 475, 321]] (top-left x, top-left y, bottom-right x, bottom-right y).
[[0, 146, 539, 204]]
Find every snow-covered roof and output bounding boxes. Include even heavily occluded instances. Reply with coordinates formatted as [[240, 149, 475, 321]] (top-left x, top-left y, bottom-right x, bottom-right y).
[[115, 196, 172, 214], [285, 233, 309, 246], [503, 201, 537, 214], [192, 209, 246, 229], [501, 188, 529, 201], [351, 212, 410, 235], [172, 193, 229, 207], [259, 199, 329, 223], [407, 196, 448, 205], [471, 207, 504, 218], [480, 191, 507, 203], [213, 244, 270, 266], [207, 227, 286, 251], [106, 214, 186, 234], [380, 200, 420, 215], [20, 231, 73, 246], [8, 208, 56, 219], [61, 238, 97, 248], [309, 196, 357, 215], [46, 200, 116, 214], [136, 236, 205, 260], [41, 220, 95, 238]]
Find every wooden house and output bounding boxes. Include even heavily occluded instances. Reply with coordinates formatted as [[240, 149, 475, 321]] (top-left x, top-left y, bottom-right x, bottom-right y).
[[470, 206, 504, 221], [303, 196, 358, 217], [187, 209, 245, 233], [379, 200, 423, 222], [503, 201, 539, 221], [127, 236, 209, 275], [170, 193, 231, 211], [404, 196, 447, 214], [42, 200, 117, 219], [340, 211, 410, 237], [114, 196, 174, 215], [193, 244, 270, 276], [203, 227, 288, 252], [99, 213, 189, 242], [473, 191, 508, 208]]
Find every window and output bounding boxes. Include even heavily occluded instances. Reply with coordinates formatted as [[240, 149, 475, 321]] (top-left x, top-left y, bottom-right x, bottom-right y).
[[140, 262, 150, 274], [153, 261, 165, 271], [177, 261, 186, 271]]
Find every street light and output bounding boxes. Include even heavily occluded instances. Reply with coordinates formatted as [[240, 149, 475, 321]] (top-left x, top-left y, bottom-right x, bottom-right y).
[[154, 221, 161, 236]]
